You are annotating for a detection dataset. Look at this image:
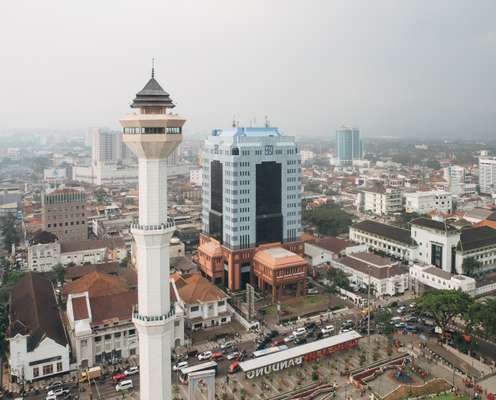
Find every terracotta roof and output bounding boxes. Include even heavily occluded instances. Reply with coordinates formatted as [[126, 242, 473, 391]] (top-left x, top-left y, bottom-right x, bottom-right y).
[[60, 238, 125, 253], [172, 273, 228, 304], [72, 297, 89, 320], [253, 247, 307, 269], [349, 252, 393, 267], [90, 290, 137, 325], [198, 240, 222, 258], [8, 272, 67, 350], [64, 262, 118, 280], [63, 271, 129, 298], [313, 236, 354, 254]]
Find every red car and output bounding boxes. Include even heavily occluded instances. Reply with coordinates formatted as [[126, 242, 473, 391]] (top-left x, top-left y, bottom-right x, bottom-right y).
[[272, 338, 284, 346], [112, 373, 127, 382], [228, 361, 240, 374], [212, 351, 224, 360]]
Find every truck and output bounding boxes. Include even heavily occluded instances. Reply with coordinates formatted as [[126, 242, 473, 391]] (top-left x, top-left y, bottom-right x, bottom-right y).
[[81, 366, 102, 382]]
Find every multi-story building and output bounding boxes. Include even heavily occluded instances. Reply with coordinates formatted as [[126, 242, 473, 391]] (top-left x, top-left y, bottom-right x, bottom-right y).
[[65, 271, 185, 368], [479, 157, 496, 194], [336, 126, 362, 166], [8, 273, 70, 382], [405, 190, 452, 214], [410, 264, 476, 293], [332, 252, 409, 297], [444, 165, 465, 196], [171, 272, 231, 331], [41, 188, 87, 242], [198, 126, 304, 291], [359, 186, 403, 216], [90, 128, 126, 164], [350, 218, 496, 274]]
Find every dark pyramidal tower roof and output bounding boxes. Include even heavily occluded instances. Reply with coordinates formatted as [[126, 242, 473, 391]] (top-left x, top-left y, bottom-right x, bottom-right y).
[[131, 69, 175, 109]]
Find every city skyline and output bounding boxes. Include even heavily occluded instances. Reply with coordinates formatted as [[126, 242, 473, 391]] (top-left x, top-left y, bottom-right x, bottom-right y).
[[1, 0, 496, 139]]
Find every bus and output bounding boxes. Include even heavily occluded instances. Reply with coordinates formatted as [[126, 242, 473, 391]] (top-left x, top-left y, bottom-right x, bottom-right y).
[[178, 361, 218, 384], [252, 345, 288, 358]]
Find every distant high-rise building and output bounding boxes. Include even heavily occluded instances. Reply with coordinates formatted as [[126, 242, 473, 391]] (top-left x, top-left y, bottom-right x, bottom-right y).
[[41, 188, 87, 242], [444, 165, 465, 195], [90, 128, 127, 164], [479, 157, 496, 194], [336, 126, 362, 166], [198, 126, 304, 290]]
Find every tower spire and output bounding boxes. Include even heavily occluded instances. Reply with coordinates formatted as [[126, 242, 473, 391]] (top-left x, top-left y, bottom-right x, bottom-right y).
[[151, 58, 155, 78]]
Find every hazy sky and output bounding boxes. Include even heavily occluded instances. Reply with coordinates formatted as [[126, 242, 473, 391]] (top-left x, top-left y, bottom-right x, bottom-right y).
[[1, 0, 495, 139]]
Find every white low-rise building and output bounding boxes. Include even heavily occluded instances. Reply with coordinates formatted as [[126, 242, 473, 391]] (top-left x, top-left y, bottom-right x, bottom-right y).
[[8, 273, 70, 382], [64, 271, 185, 368], [171, 272, 231, 331], [304, 236, 366, 267], [332, 252, 409, 297], [410, 264, 476, 293], [405, 190, 452, 214], [359, 186, 403, 216]]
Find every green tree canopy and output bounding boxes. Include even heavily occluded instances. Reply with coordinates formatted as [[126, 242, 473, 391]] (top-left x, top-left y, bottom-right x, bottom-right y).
[[303, 204, 352, 236], [325, 268, 350, 292], [52, 263, 65, 284], [0, 213, 18, 251], [416, 290, 473, 338], [374, 308, 394, 335]]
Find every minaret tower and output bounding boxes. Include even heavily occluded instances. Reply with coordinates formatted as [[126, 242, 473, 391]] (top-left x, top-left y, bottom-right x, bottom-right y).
[[120, 67, 185, 400]]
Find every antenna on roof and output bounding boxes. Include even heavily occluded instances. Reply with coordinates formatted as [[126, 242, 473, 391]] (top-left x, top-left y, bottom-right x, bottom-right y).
[[265, 115, 270, 128], [151, 58, 155, 78], [232, 116, 236, 128]]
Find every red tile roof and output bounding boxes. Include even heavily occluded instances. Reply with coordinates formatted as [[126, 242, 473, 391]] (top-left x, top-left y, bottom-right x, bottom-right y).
[[72, 297, 89, 320], [63, 271, 129, 298], [90, 290, 137, 325], [171, 273, 227, 304]]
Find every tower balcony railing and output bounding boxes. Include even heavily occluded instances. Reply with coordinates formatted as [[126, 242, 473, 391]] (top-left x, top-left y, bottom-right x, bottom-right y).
[[132, 305, 175, 323], [130, 217, 175, 232]]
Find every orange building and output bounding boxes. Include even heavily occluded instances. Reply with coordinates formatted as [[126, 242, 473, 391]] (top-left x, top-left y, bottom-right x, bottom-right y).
[[252, 246, 308, 302], [197, 233, 305, 292]]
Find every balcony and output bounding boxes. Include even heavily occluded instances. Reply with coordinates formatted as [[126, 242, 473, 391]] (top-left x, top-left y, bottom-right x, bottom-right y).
[[132, 305, 175, 323], [130, 217, 175, 232]]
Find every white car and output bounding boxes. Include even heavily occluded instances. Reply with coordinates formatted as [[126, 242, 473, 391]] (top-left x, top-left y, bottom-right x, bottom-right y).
[[220, 341, 234, 350], [115, 379, 134, 392], [173, 361, 188, 371], [307, 288, 319, 295], [226, 351, 240, 360], [284, 335, 296, 343], [321, 325, 335, 335], [197, 351, 213, 361], [293, 327, 307, 337], [340, 328, 352, 334], [47, 388, 70, 397], [124, 366, 139, 376]]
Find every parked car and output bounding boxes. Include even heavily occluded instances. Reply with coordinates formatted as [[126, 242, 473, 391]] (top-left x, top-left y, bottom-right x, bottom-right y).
[[341, 319, 354, 328], [284, 335, 296, 343], [115, 380, 134, 392], [307, 288, 319, 295], [228, 361, 240, 374], [173, 361, 188, 371], [321, 325, 335, 335], [221, 341, 234, 350], [226, 351, 240, 361], [45, 382, 63, 392], [295, 336, 307, 345], [212, 351, 224, 360], [268, 330, 279, 339], [293, 327, 307, 337], [197, 351, 213, 361], [124, 366, 139, 376], [47, 388, 70, 397], [112, 373, 127, 382], [397, 306, 407, 314], [340, 328, 352, 334], [272, 338, 285, 346]]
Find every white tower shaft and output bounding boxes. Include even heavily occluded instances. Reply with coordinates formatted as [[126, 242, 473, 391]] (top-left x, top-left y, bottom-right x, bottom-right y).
[[121, 71, 185, 400]]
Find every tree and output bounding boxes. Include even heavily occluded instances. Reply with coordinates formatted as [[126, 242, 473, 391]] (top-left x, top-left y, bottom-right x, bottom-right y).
[[94, 187, 106, 204], [416, 290, 473, 339], [476, 298, 496, 340], [325, 268, 350, 292], [52, 263, 65, 285], [303, 204, 352, 236], [462, 257, 481, 277], [374, 309, 394, 335], [0, 213, 18, 251]]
